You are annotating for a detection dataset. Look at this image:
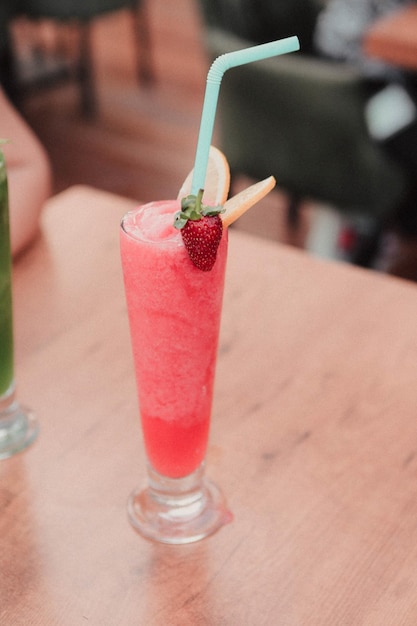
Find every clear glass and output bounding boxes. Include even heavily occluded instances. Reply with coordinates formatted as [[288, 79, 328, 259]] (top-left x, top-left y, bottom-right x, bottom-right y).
[[0, 152, 38, 460], [128, 463, 230, 545], [0, 384, 38, 460], [120, 201, 230, 544]]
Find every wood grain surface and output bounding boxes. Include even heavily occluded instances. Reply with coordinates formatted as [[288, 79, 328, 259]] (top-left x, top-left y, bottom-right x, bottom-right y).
[[2, 186, 417, 625]]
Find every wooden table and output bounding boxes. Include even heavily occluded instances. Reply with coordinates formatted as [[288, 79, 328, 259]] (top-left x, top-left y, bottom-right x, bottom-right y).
[[3, 185, 417, 625], [364, 4, 417, 71]]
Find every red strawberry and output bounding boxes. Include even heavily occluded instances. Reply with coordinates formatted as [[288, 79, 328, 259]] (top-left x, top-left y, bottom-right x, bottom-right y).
[[181, 214, 223, 271], [174, 189, 225, 271]]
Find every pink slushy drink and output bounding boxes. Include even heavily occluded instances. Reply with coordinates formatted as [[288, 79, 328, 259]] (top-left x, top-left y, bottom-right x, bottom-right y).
[[120, 200, 228, 479]]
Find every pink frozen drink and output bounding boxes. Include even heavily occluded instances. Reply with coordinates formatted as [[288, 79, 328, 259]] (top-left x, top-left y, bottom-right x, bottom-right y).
[[120, 200, 227, 478]]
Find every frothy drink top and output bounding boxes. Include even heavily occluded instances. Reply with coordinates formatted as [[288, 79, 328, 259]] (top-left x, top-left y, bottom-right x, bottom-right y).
[[123, 201, 181, 244]]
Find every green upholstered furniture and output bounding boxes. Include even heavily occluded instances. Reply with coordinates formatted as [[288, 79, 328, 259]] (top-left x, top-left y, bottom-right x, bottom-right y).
[[195, 0, 407, 237]]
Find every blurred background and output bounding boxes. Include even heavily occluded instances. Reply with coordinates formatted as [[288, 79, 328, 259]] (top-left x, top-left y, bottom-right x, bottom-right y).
[[5, 0, 208, 206], [2, 0, 417, 280]]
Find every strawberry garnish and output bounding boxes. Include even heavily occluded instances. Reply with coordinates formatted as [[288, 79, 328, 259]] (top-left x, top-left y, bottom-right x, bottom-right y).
[[174, 190, 224, 271], [181, 214, 223, 271]]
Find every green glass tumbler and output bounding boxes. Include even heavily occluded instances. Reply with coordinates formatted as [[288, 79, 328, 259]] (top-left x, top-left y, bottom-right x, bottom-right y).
[[0, 150, 38, 459]]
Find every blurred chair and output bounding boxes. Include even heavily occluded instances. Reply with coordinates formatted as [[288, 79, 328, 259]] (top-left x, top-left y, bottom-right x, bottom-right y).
[[194, 0, 408, 263], [0, 2, 17, 97], [6, 0, 153, 116]]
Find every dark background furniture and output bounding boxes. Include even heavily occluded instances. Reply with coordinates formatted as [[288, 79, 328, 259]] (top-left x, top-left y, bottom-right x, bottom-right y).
[[1, 0, 152, 116], [195, 0, 408, 263]]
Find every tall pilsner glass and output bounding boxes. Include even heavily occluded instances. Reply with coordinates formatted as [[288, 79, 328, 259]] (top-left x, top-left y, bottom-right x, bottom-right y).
[[120, 200, 230, 544], [0, 152, 38, 459]]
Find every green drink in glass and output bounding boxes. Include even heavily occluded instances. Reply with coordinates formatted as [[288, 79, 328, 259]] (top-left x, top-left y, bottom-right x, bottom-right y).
[[0, 148, 38, 459]]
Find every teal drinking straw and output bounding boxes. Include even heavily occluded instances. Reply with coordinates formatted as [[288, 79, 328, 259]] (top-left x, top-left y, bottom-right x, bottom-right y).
[[191, 36, 300, 196]]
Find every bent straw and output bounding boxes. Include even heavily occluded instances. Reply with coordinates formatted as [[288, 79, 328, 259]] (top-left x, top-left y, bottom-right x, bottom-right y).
[[191, 36, 300, 196]]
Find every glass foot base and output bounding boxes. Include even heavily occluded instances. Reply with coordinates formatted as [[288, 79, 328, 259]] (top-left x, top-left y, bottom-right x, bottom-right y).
[[127, 465, 231, 544], [0, 403, 39, 460]]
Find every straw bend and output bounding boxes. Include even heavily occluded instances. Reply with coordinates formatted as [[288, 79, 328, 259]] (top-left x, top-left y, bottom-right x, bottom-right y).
[[191, 36, 300, 195], [207, 36, 300, 83]]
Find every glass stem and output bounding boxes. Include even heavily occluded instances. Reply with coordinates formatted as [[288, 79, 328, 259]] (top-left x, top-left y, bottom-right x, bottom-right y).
[[127, 461, 230, 544], [0, 382, 38, 460]]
